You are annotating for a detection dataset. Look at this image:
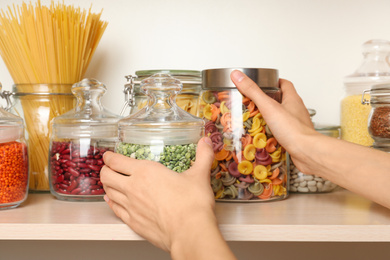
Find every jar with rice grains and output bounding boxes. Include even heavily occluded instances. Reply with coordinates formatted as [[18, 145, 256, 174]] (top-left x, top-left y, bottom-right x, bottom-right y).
[[199, 68, 289, 202], [341, 39, 390, 146]]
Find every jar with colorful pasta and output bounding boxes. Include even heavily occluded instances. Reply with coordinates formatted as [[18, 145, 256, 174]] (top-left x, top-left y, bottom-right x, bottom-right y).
[[49, 79, 121, 201], [117, 74, 204, 173], [0, 85, 29, 209], [121, 70, 201, 116], [200, 68, 289, 202]]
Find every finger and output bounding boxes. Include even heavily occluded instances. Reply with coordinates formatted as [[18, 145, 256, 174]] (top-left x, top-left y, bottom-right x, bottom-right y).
[[188, 137, 215, 179], [100, 165, 130, 193], [103, 151, 135, 176], [103, 184, 128, 205], [104, 195, 131, 224], [230, 70, 278, 110]]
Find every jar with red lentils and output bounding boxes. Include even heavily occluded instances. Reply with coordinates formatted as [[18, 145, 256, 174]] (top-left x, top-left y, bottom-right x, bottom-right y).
[[49, 79, 121, 201], [199, 68, 289, 202], [0, 85, 28, 209]]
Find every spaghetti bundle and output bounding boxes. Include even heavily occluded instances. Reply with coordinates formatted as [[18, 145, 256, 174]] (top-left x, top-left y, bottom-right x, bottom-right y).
[[0, 1, 108, 191]]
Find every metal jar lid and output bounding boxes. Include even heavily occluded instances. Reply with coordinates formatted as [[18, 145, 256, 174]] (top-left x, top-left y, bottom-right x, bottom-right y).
[[202, 68, 279, 89]]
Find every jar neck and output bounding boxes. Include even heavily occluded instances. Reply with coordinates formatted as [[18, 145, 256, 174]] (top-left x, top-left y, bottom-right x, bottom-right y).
[[74, 89, 105, 115]]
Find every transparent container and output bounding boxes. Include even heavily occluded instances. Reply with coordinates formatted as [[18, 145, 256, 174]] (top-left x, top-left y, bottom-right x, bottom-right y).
[[341, 39, 390, 146], [362, 83, 390, 147], [199, 68, 289, 202], [122, 70, 201, 116], [10, 84, 75, 192], [0, 84, 29, 209], [49, 79, 120, 201], [290, 109, 340, 193], [117, 74, 204, 173]]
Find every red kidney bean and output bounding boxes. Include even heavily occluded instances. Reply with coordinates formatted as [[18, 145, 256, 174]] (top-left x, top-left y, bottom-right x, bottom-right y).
[[68, 167, 80, 177], [65, 161, 77, 168], [87, 164, 101, 172], [50, 141, 113, 197]]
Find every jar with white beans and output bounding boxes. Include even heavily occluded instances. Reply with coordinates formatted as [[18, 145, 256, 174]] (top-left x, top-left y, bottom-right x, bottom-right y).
[[289, 110, 341, 193]]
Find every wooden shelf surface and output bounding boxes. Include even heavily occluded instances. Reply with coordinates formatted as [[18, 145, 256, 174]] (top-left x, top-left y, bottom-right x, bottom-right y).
[[1, 189, 390, 242]]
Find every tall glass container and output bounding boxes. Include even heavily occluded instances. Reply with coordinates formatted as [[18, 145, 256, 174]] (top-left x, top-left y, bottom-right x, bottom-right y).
[[49, 79, 120, 201], [0, 84, 29, 209], [122, 70, 201, 116], [341, 39, 390, 146], [11, 84, 75, 192], [199, 68, 289, 202], [117, 74, 204, 173]]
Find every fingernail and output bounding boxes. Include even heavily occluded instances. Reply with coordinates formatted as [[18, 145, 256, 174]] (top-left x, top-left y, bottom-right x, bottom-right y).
[[104, 195, 110, 203], [231, 70, 245, 83], [203, 137, 213, 147]]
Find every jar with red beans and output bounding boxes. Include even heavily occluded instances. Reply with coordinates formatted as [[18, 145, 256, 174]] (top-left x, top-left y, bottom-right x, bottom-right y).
[[49, 79, 121, 201], [199, 68, 289, 202], [0, 85, 29, 209]]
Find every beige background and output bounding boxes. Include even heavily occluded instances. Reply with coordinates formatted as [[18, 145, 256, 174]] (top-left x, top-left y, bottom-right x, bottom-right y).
[[1, 0, 390, 126]]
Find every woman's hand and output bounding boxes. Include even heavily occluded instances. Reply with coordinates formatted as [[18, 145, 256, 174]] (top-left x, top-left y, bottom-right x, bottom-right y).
[[230, 70, 318, 172], [101, 137, 237, 259]]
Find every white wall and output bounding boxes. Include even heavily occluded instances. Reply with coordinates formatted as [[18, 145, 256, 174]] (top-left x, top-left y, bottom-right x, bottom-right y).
[[1, 0, 390, 126]]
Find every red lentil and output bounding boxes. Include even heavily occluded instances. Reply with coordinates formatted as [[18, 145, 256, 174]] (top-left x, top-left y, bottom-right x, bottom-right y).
[[0, 141, 28, 204]]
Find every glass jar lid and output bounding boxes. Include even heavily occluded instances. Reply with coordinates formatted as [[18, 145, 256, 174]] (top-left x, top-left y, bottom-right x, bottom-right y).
[[367, 83, 390, 104], [118, 74, 204, 145], [52, 78, 120, 139], [202, 68, 279, 89], [135, 69, 201, 84], [0, 85, 24, 142]]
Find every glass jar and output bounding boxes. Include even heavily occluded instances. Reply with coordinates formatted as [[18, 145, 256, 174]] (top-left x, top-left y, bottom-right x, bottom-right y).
[[0, 84, 29, 209], [290, 109, 340, 193], [122, 70, 201, 116], [341, 39, 390, 146], [10, 84, 75, 192], [49, 79, 120, 201], [362, 83, 390, 147], [117, 74, 203, 173], [199, 68, 288, 202]]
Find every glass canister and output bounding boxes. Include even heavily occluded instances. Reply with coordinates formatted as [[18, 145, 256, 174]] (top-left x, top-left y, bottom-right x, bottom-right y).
[[49, 79, 120, 201], [361, 84, 390, 147], [200, 68, 289, 202], [122, 70, 201, 116], [290, 109, 340, 193], [117, 74, 204, 173], [341, 39, 390, 146], [0, 85, 29, 209], [11, 84, 75, 192]]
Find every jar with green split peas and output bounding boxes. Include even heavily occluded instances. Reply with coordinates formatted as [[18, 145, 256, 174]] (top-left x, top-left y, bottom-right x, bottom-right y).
[[362, 84, 390, 148], [341, 39, 390, 146], [0, 85, 29, 209], [199, 68, 289, 202], [49, 79, 121, 201], [122, 70, 201, 116], [117, 74, 204, 173]]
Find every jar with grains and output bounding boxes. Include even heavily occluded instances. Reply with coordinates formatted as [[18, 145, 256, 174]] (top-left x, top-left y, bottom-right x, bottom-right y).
[[0, 85, 28, 209], [121, 70, 201, 116], [290, 109, 340, 193], [49, 79, 121, 201], [117, 74, 203, 174], [341, 39, 390, 146], [199, 68, 289, 202], [362, 83, 390, 148]]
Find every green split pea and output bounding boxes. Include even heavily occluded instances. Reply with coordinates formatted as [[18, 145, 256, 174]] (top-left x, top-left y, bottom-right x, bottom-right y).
[[117, 143, 197, 173]]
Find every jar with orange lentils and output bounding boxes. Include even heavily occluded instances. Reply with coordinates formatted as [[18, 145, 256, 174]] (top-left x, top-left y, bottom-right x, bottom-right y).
[[199, 68, 289, 202], [0, 86, 29, 209]]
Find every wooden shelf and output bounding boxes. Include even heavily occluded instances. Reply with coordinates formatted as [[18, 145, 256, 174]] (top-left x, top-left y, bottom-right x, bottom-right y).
[[1, 189, 390, 242]]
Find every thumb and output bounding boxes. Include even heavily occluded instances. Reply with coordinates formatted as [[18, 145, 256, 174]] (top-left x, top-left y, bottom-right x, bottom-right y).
[[230, 70, 277, 111], [189, 137, 215, 178]]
